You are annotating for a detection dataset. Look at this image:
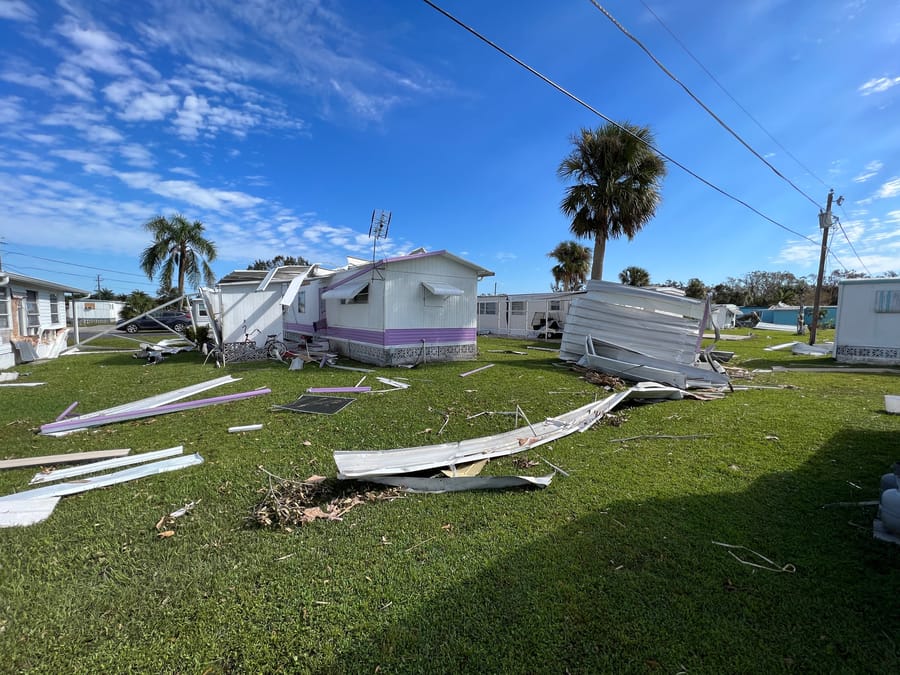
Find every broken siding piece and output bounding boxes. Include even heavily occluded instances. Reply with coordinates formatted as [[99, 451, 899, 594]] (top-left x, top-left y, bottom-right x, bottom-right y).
[[333, 384, 682, 477], [307, 387, 372, 393], [459, 363, 495, 377], [29, 446, 184, 484], [0, 448, 131, 470], [39, 388, 271, 435], [357, 473, 554, 493], [0, 453, 205, 504], [0, 498, 60, 527], [65, 374, 242, 422]]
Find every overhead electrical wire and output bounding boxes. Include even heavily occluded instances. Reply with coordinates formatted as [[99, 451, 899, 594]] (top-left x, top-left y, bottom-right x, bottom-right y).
[[638, 0, 830, 190], [632, 0, 871, 275], [419, 0, 822, 248], [587, 0, 823, 210], [834, 217, 871, 276], [5, 250, 148, 278]]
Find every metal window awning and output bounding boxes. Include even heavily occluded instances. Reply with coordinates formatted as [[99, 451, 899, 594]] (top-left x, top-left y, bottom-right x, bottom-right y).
[[321, 279, 369, 300], [422, 281, 464, 296]]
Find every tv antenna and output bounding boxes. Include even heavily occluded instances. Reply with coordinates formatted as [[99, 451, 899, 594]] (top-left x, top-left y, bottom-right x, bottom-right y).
[[368, 209, 392, 265]]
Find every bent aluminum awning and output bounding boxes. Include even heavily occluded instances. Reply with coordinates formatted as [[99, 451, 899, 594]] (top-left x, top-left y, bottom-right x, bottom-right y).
[[321, 279, 369, 300], [422, 281, 464, 296]]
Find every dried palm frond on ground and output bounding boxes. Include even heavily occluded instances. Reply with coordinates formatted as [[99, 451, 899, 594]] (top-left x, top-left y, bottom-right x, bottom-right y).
[[251, 467, 403, 529], [572, 366, 626, 390]]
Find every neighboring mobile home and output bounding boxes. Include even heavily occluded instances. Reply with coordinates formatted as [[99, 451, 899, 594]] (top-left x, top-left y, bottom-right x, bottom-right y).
[[284, 250, 493, 366], [208, 250, 493, 367], [477, 291, 584, 338], [834, 277, 900, 365], [0, 271, 89, 369]]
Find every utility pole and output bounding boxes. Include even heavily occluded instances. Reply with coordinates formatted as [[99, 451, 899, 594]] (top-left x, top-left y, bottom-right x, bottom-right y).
[[96, 274, 102, 296], [808, 189, 834, 346]]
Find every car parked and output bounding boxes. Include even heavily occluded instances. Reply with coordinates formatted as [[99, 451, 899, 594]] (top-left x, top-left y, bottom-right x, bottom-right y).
[[116, 311, 193, 334]]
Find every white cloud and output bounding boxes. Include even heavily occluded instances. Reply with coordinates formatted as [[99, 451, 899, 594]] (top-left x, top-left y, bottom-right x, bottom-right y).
[[853, 160, 883, 183], [0, 66, 53, 91], [122, 91, 179, 121], [0, 96, 23, 124], [875, 177, 900, 199], [57, 17, 132, 76], [173, 94, 258, 139], [774, 240, 819, 265], [119, 143, 155, 168], [83, 125, 124, 144], [0, 0, 35, 21], [53, 63, 93, 100], [859, 76, 900, 95], [116, 170, 264, 211]]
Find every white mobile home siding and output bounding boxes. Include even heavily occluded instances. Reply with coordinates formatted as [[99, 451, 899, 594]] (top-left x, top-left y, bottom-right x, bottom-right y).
[[217, 284, 287, 344], [834, 278, 900, 365]]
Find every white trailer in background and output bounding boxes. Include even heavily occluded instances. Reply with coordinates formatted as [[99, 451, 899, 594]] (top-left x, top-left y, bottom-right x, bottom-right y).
[[834, 277, 900, 365]]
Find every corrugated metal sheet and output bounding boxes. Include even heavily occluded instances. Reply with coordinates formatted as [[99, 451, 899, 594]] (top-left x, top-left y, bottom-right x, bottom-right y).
[[560, 281, 706, 363]]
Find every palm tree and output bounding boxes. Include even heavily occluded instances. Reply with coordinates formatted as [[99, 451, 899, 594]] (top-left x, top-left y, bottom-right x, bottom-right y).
[[618, 265, 651, 287], [139, 214, 218, 300], [558, 122, 666, 280], [548, 240, 591, 292]]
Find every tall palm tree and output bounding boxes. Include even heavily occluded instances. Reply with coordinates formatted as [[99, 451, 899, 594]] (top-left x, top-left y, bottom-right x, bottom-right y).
[[558, 122, 666, 280], [548, 240, 591, 291], [139, 214, 218, 300], [618, 265, 651, 287]]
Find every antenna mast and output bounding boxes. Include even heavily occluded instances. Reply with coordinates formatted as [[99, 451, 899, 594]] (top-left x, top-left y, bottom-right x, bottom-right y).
[[368, 209, 392, 265]]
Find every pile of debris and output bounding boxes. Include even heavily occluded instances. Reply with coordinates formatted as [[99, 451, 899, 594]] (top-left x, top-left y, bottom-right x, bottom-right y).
[[251, 470, 403, 529]]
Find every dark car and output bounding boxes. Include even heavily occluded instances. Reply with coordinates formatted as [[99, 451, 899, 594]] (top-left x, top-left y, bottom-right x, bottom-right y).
[[116, 311, 193, 334]]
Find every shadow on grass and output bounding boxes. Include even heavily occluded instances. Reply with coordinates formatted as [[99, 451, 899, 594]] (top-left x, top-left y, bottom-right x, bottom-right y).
[[322, 429, 900, 673]]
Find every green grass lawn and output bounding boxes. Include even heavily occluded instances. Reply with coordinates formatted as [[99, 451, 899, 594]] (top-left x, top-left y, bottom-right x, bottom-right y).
[[1, 330, 898, 673]]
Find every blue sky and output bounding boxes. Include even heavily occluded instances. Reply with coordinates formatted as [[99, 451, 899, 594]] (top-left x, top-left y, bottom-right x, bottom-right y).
[[0, 0, 898, 297]]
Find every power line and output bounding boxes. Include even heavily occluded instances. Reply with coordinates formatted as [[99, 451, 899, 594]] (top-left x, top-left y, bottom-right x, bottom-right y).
[[420, 0, 822, 247], [588, 0, 823, 209], [6, 264, 157, 288], [638, 0, 830, 190], [834, 219, 871, 275], [5, 250, 148, 278]]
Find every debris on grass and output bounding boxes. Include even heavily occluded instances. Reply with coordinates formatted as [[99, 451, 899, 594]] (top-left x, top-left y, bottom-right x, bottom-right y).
[[459, 363, 494, 377], [441, 459, 488, 477], [712, 541, 796, 573], [251, 467, 403, 529], [228, 424, 263, 433], [272, 395, 354, 415], [608, 434, 713, 443], [1, 448, 131, 470]]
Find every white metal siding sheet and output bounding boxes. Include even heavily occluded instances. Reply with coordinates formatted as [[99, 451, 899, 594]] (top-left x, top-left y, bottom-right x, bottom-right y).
[[219, 285, 286, 343], [382, 257, 476, 330]]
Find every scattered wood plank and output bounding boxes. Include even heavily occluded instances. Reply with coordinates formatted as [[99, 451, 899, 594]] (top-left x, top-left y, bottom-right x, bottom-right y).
[[0, 448, 131, 470]]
